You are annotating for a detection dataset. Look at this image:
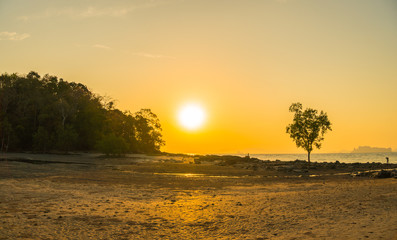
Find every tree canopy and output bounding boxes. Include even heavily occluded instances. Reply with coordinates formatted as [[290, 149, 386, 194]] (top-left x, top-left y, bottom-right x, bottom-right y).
[[286, 102, 332, 163], [0, 71, 164, 155]]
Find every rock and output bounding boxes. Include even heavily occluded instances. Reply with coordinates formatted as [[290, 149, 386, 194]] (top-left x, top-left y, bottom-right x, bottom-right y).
[[352, 171, 373, 177], [374, 170, 394, 178], [292, 169, 308, 173]]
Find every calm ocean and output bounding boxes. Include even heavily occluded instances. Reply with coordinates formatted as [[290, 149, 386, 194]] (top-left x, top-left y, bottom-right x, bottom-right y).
[[235, 152, 396, 164]]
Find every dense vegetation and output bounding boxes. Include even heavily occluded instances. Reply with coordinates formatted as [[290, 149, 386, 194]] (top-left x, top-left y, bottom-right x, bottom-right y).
[[0, 71, 164, 154]]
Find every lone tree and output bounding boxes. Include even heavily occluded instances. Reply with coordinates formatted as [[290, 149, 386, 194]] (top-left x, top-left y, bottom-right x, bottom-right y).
[[286, 102, 332, 163]]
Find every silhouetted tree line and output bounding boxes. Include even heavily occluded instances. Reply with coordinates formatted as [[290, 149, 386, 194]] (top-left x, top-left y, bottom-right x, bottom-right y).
[[0, 71, 164, 154]]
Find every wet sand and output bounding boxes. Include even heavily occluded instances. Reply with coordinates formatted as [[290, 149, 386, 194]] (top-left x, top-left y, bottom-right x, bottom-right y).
[[0, 153, 396, 239]]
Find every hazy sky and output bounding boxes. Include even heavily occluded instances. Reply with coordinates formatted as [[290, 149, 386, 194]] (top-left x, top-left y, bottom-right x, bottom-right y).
[[1, 0, 396, 154]]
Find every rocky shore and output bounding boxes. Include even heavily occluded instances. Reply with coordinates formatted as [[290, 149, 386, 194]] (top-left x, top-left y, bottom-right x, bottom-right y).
[[194, 154, 397, 178]]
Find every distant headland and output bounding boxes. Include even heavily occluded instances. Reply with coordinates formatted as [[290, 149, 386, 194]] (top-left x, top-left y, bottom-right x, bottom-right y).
[[352, 146, 392, 153]]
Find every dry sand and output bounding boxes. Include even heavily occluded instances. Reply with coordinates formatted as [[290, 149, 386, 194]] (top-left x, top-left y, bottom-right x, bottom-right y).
[[0, 153, 396, 239]]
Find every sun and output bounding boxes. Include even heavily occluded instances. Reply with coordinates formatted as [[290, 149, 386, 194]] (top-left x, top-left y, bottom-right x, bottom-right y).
[[178, 103, 206, 131]]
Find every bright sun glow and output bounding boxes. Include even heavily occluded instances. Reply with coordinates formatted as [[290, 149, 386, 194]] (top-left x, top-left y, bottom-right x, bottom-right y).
[[178, 103, 206, 130]]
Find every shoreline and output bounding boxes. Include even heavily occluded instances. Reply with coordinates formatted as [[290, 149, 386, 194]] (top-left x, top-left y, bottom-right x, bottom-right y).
[[1, 152, 397, 179]]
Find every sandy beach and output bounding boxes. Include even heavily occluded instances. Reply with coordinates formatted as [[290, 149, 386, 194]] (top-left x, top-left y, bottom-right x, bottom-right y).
[[0, 153, 396, 239]]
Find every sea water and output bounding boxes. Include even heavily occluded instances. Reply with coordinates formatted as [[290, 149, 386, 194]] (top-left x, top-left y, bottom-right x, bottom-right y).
[[236, 152, 396, 164]]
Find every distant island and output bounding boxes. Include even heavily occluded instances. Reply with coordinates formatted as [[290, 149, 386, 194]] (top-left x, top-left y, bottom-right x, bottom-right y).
[[352, 146, 392, 153]]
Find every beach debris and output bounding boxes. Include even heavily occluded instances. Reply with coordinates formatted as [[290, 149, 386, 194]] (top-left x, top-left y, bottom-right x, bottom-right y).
[[351, 169, 397, 178], [374, 170, 396, 178], [351, 171, 375, 177], [200, 204, 210, 210]]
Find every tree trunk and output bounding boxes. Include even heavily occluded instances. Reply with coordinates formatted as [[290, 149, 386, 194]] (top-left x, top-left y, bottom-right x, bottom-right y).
[[307, 151, 311, 164]]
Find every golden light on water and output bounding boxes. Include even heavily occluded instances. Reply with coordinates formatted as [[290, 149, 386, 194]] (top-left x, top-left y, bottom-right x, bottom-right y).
[[178, 103, 206, 131]]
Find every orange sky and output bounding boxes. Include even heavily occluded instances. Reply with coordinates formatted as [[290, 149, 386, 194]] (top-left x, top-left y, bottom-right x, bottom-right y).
[[1, 0, 396, 154]]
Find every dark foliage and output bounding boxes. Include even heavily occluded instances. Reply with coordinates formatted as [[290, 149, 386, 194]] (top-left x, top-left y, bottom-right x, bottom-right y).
[[286, 102, 332, 163], [0, 71, 164, 154]]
